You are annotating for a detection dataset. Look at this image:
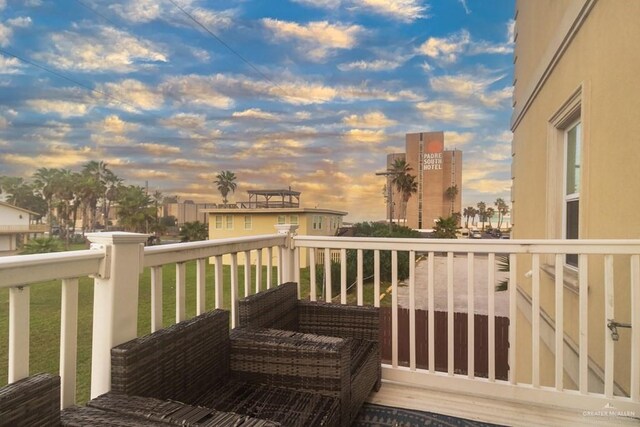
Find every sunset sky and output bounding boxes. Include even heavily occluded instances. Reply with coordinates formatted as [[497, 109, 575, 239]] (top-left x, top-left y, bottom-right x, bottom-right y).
[[0, 0, 515, 222]]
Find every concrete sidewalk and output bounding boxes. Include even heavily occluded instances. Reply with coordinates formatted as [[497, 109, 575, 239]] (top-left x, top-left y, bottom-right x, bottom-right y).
[[396, 254, 509, 316]]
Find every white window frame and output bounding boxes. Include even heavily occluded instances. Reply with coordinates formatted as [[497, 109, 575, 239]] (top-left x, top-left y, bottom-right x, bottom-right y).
[[226, 215, 233, 230], [244, 215, 252, 230], [290, 214, 298, 225], [277, 215, 286, 225], [215, 215, 223, 230]]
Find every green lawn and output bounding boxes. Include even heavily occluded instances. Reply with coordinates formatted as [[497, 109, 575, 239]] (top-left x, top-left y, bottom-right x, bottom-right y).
[[0, 260, 387, 404]]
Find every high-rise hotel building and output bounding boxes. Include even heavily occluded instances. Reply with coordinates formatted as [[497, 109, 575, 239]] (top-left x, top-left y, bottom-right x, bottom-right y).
[[387, 131, 462, 230]]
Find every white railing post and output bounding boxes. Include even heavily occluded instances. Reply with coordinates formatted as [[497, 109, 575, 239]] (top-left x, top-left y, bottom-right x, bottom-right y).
[[275, 224, 298, 284], [87, 232, 147, 399]]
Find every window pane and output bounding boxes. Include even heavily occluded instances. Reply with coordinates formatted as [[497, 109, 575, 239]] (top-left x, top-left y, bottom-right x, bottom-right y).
[[290, 215, 298, 225], [277, 215, 285, 224], [566, 199, 579, 267], [226, 216, 233, 229], [215, 215, 222, 229], [566, 122, 581, 195], [244, 215, 251, 229]]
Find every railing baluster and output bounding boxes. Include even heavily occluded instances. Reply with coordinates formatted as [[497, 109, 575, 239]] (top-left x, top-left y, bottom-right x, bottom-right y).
[[428, 252, 435, 373], [340, 249, 347, 305], [267, 247, 273, 289], [357, 249, 364, 306], [176, 262, 186, 323], [255, 249, 262, 293], [244, 250, 251, 297], [509, 253, 517, 384], [409, 250, 416, 371], [374, 250, 380, 308], [488, 253, 496, 381], [604, 254, 614, 398], [214, 256, 223, 309], [532, 254, 540, 387], [631, 254, 640, 402], [325, 248, 332, 303], [579, 253, 589, 394], [277, 247, 282, 285], [392, 250, 398, 368], [467, 253, 475, 379], [151, 266, 163, 332], [230, 253, 239, 328], [310, 249, 317, 301], [60, 278, 78, 409], [447, 252, 454, 376], [294, 247, 300, 297], [9, 286, 29, 383], [196, 258, 206, 315], [554, 254, 564, 391]]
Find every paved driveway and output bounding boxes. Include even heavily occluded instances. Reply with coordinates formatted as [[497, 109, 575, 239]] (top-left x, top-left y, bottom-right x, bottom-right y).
[[396, 254, 509, 316]]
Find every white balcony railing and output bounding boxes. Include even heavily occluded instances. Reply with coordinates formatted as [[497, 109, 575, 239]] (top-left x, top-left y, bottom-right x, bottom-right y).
[[0, 228, 639, 419]]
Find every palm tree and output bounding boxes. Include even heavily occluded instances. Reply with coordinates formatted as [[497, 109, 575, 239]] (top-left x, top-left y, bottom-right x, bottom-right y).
[[486, 207, 495, 228], [33, 168, 59, 234], [214, 170, 237, 205], [390, 159, 418, 225], [477, 201, 487, 230], [463, 206, 475, 229], [445, 185, 459, 215], [495, 198, 509, 230], [179, 221, 208, 242]]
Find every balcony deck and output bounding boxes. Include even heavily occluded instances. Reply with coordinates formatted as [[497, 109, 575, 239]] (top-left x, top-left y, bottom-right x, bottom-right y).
[[370, 380, 639, 426]]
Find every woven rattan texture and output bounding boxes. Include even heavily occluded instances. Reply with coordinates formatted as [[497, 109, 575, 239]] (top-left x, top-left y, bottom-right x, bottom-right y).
[[0, 373, 60, 427], [236, 283, 381, 427]]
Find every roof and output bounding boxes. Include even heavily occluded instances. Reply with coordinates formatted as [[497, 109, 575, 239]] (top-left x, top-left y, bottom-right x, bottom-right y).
[[201, 207, 347, 216], [247, 189, 302, 197], [0, 200, 39, 216]]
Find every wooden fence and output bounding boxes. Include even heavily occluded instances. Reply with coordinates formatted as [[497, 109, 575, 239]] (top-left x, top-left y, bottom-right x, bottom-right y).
[[380, 307, 509, 380]]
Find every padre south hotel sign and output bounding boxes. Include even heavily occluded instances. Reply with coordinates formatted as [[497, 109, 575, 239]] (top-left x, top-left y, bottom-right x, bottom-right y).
[[422, 152, 443, 170]]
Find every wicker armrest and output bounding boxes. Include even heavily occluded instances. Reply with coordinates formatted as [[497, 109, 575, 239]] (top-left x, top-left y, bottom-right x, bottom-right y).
[[0, 373, 60, 427], [230, 328, 351, 424], [298, 301, 380, 342]]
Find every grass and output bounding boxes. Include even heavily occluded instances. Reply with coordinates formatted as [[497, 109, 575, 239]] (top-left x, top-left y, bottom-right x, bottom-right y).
[[0, 259, 386, 404]]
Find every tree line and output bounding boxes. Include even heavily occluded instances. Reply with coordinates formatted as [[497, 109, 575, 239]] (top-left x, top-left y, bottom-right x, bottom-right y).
[[462, 198, 510, 230], [0, 161, 165, 246]]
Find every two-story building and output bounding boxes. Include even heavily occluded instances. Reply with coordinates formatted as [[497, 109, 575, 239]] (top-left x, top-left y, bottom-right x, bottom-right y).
[[203, 189, 347, 268], [0, 201, 46, 252]]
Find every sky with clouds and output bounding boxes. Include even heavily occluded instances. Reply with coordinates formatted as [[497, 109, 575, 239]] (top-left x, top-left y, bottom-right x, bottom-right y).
[[0, 0, 515, 222]]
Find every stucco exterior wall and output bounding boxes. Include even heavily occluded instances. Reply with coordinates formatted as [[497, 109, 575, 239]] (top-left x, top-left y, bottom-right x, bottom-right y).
[[512, 0, 640, 394]]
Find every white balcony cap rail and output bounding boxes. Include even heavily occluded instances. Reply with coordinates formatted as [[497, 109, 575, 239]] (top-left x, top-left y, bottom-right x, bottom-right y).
[[0, 249, 106, 288], [144, 234, 286, 267]]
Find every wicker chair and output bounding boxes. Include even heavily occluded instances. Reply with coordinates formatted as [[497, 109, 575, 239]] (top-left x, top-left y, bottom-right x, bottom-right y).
[[237, 282, 381, 426], [0, 373, 60, 427], [96, 309, 341, 427]]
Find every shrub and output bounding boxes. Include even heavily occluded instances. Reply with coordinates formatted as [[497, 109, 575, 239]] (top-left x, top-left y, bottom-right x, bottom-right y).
[[21, 236, 64, 254]]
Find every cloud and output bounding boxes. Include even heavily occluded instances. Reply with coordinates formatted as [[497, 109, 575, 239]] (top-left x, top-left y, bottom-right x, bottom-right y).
[[343, 111, 397, 128], [0, 23, 11, 46], [138, 142, 181, 155], [418, 30, 470, 63], [26, 99, 91, 118], [292, 0, 342, 8], [232, 108, 278, 120], [109, 0, 162, 23], [0, 116, 8, 128], [160, 113, 207, 130], [458, 0, 471, 14], [344, 129, 387, 144], [3, 144, 92, 169], [338, 58, 405, 71], [0, 56, 21, 74], [7, 17, 32, 28], [444, 131, 475, 146], [416, 100, 487, 127], [430, 73, 512, 107], [160, 75, 234, 109], [354, 0, 429, 23], [130, 169, 172, 179], [262, 19, 362, 61], [34, 25, 167, 73], [89, 115, 139, 134], [96, 79, 164, 111]]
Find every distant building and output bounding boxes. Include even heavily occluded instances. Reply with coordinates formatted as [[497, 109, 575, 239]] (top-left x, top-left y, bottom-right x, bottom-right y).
[[387, 131, 463, 230], [202, 189, 347, 268], [162, 201, 217, 225], [0, 201, 45, 252]]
